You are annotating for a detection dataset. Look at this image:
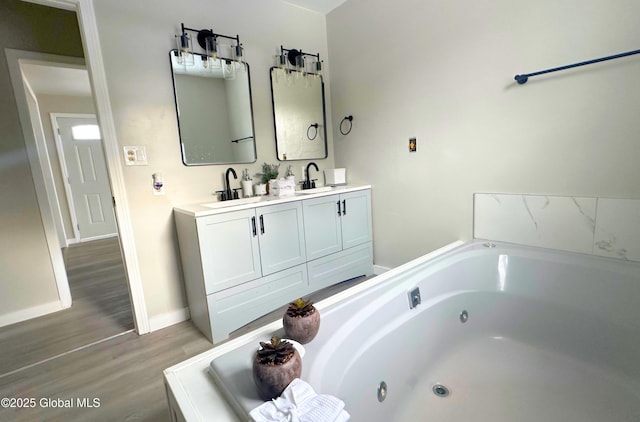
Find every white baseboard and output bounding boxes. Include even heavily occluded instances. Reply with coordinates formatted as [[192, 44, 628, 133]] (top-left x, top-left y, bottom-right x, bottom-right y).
[[0, 301, 63, 328], [79, 232, 118, 243], [148, 307, 191, 332], [373, 264, 391, 275]]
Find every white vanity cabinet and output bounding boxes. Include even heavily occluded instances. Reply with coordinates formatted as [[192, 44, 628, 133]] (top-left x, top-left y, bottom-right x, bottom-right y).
[[175, 201, 307, 343], [174, 186, 373, 343], [303, 190, 372, 260], [194, 202, 306, 294], [303, 189, 373, 291], [256, 202, 306, 276], [196, 209, 261, 294]]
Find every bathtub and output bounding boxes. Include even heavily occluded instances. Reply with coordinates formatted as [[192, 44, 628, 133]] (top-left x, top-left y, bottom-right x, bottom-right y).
[[206, 240, 640, 421]]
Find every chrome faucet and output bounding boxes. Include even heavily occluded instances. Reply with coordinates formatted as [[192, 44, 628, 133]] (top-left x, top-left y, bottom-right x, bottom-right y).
[[224, 167, 238, 200], [303, 162, 319, 190]]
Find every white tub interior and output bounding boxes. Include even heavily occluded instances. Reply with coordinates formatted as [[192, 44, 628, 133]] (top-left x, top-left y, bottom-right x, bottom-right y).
[[209, 241, 640, 421]]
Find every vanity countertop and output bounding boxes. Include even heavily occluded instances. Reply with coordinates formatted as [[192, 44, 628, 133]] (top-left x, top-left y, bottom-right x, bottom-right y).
[[174, 184, 371, 217]]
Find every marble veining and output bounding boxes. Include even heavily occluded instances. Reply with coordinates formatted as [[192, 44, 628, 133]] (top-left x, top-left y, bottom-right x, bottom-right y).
[[474, 193, 597, 255], [593, 199, 640, 262], [475, 194, 640, 263], [522, 196, 539, 230], [571, 198, 596, 231], [594, 237, 629, 261]]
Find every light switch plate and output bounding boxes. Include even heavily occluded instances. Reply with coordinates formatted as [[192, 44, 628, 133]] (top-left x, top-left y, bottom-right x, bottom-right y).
[[123, 146, 148, 166]]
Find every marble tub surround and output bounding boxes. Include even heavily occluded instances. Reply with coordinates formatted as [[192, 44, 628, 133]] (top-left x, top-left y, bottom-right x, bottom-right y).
[[594, 199, 640, 262], [474, 194, 640, 262]]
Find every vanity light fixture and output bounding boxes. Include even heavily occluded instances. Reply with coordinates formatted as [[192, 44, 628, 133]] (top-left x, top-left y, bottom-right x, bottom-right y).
[[175, 23, 244, 70], [278, 45, 323, 79]]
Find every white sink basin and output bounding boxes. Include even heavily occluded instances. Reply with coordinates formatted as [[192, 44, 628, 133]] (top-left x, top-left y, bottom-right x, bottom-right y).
[[201, 196, 262, 209], [296, 186, 334, 195]]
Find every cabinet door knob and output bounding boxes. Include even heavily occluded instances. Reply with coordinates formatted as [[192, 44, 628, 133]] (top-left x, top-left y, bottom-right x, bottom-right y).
[[342, 199, 347, 216], [251, 216, 257, 236], [259, 215, 265, 234], [337, 200, 341, 216]]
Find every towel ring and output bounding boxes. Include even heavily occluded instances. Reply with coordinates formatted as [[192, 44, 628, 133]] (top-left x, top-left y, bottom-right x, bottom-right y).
[[339, 115, 353, 135], [306, 123, 319, 140]]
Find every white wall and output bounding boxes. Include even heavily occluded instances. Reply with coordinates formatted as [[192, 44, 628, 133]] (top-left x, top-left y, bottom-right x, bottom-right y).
[[93, 0, 334, 321], [327, 0, 640, 268]]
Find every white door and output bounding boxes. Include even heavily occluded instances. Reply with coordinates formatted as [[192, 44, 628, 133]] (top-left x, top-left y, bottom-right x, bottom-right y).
[[55, 116, 117, 241]]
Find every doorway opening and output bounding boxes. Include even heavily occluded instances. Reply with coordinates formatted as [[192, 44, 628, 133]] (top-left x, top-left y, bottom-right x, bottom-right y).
[[1, 54, 134, 377]]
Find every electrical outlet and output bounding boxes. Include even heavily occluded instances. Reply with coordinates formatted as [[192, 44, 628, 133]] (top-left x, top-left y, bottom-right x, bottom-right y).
[[123, 146, 148, 165], [409, 137, 417, 152]]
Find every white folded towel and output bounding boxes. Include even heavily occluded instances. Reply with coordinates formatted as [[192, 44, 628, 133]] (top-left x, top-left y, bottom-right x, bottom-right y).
[[250, 378, 350, 422]]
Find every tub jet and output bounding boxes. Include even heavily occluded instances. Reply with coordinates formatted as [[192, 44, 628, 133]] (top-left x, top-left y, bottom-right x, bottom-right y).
[[460, 310, 469, 323], [432, 384, 450, 397], [377, 381, 387, 402]]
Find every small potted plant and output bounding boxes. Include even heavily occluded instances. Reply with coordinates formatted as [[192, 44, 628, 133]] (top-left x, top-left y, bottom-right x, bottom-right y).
[[252, 336, 302, 401], [283, 298, 320, 344], [259, 163, 280, 194]]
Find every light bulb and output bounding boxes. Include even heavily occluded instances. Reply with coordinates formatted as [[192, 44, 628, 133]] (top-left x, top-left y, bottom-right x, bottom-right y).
[[175, 32, 194, 66], [205, 35, 217, 60], [235, 44, 244, 63], [223, 60, 236, 80]]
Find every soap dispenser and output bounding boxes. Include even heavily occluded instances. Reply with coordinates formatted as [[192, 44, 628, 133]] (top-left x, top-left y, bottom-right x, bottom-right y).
[[241, 169, 253, 197], [286, 165, 295, 184]]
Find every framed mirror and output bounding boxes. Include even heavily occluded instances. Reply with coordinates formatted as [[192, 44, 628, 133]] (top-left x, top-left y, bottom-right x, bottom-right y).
[[170, 50, 257, 165], [270, 67, 327, 161]]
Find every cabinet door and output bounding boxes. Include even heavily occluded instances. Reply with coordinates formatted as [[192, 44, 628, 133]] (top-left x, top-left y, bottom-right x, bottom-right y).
[[303, 194, 342, 261], [340, 190, 372, 249], [197, 209, 261, 294], [257, 201, 307, 276]]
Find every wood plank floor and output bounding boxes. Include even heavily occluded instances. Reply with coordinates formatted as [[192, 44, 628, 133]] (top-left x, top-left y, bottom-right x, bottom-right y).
[[0, 322, 212, 422], [0, 272, 374, 421], [0, 237, 134, 376]]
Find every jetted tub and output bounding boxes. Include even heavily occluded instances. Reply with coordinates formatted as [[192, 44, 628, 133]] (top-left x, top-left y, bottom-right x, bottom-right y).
[[207, 240, 640, 421]]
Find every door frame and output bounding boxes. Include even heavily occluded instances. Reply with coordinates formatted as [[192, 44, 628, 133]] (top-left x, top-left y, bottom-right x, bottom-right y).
[[51, 112, 118, 244], [13, 0, 150, 334], [6, 50, 76, 310]]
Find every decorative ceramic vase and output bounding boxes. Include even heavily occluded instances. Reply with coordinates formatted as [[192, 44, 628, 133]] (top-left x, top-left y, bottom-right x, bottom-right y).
[[252, 349, 302, 401], [283, 307, 320, 344]]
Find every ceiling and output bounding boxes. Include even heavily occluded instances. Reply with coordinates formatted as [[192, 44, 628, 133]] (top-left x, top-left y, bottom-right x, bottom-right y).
[[21, 63, 92, 97], [280, 0, 348, 14]]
